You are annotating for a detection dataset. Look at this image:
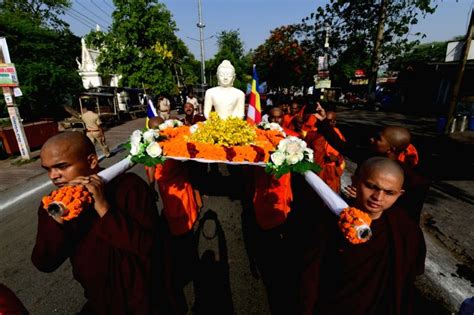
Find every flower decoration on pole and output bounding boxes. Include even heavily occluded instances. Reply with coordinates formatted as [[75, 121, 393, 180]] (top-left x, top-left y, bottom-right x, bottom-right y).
[[304, 171, 372, 244], [125, 129, 166, 166], [42, 185, 92, 221], [257, 121, 286, 137], [265, 136, 320, 178], [158, 119, 183, 131]]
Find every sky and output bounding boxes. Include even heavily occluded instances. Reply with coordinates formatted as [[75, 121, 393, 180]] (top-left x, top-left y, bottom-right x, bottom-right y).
[[63, 0, 474, 60]]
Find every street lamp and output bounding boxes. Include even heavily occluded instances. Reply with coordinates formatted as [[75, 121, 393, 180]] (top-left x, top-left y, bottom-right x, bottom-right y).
[[197, 0, 206, 99]]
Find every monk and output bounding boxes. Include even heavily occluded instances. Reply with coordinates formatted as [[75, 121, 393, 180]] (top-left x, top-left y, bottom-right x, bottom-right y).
[[0, 283, 28, 314], [245, 105, 300, 314], [299, 157, 426, 315], [268, 107, 300, 137], [398, 143, 419, 169], [315, 105, 429, 224], [282, 101, 300, 129], [308, 111, 346, 193], [32, 132, 165, 314]]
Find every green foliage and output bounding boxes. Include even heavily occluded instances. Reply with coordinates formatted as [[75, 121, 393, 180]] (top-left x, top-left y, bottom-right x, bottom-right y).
[[300, 0, 439, 86], [253, 25, 317, 90], [265, 160, 321, 179], [206, 30, 252, 91], [390, 41, 447, 70], [85, 0, 197, 95], [0, 8, 83, 120], [0, 0, 71, 29]]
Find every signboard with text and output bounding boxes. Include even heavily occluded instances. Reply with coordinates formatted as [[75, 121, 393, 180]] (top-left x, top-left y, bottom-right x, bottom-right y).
[[0, 63, 19, 87]]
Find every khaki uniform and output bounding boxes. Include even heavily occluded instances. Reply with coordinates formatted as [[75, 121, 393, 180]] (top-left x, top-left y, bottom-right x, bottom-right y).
[[82, 110, 110, 157], [158, 97, 171, 120]]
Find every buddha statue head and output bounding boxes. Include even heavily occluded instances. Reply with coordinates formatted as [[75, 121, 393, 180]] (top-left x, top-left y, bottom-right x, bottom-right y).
[[216, 60, 236, 88]]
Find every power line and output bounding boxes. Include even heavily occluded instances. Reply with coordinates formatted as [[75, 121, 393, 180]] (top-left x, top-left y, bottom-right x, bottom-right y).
[[102, 0, 115, 11], [75, 0, 111, 27], [64, 10, 96, 30], [90, 0, 113, 21], [68, 6, 108, 30]]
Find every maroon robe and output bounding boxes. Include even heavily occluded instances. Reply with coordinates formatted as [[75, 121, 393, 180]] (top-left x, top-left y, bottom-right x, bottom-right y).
[[31, 173, 163, 315], [299, 205, 426, 315], [0, 284, 28, 314]]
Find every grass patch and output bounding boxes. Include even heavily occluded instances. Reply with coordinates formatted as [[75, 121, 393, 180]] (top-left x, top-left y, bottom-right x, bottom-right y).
[[10, 155, 39, 166]]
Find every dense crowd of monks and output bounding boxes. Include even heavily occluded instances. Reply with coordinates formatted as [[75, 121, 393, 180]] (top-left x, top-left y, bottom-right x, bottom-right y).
[[0, 97, 430, 315]]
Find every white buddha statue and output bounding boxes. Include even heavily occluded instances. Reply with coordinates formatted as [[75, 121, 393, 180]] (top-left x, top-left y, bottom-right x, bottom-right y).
[[204, 60, 245, 120]]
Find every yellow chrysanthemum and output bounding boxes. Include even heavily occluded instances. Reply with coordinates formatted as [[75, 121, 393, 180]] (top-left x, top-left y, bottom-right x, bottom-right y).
[[190, 112, 256, 146]]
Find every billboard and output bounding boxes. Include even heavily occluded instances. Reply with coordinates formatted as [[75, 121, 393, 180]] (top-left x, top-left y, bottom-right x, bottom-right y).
[[0, 63, 19, 87], [445, 40, 474, 62]]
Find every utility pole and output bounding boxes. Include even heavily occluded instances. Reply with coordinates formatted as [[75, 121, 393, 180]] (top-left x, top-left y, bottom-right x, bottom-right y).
[[197, 0, 206, 100], [368, 0, 388, 102], [445, 8, 474, 133], [0, 37, 31, 160]]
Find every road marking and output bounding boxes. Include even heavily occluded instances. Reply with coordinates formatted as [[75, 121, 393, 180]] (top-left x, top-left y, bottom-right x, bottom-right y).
[[0, 143, 127, 213], [0, 179, 52, 212]]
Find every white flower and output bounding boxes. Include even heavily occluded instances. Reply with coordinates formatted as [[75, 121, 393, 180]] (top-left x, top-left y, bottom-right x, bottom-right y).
[[130, 142, 141, 156], [271, 151, 286, 167], [189, 124, 199, 134], [277, 138, 289, 151], [145, 142, 162, 158], [268, 122, 281, 131], [158, 122, 169, 131], [286, 152, 304, 165], [305, 147, 314, 162], [130, 130, 142, 155], [142, 129, 156, 144]]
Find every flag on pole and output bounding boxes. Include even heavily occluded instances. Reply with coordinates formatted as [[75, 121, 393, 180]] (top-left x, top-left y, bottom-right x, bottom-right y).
[[246, 64, 262, 125], [145, 96, 158, 128]]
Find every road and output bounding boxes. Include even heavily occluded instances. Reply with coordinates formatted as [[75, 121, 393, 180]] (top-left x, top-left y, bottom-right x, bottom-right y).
[[0, 149, 270, 314], [0, 107, 472, 314]]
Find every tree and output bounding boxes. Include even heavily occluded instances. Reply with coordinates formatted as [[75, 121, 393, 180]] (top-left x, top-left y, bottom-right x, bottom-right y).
[[206, 30, 252, 91], [86, 0, 197, 95], [253, 25, 317, 91], [0, 0, 71, 29], [0, 2, 83, 120], [301, 0, 438, 94], [390, 41, 447, 70]]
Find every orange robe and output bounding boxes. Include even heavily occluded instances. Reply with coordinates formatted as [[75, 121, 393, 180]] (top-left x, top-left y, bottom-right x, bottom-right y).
[[398, 143, 419, 168], [310, 127, 346, 193], [155, 160, 199, 236], [253, 168, 293, 230], [302, 114, 318, 132], [282, 114, 297, 129]]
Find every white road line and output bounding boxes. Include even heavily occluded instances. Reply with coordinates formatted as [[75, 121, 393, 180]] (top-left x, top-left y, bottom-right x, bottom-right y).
[[0, 179, 52, 212]]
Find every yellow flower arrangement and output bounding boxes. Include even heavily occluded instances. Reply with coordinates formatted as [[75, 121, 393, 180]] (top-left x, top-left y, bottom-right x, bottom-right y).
[[190, 112, 256, 146]]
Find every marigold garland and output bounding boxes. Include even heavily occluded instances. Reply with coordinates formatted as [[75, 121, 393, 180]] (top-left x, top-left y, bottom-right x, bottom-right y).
[[42, 185, 93, 221], [338, 207, 373, 244]]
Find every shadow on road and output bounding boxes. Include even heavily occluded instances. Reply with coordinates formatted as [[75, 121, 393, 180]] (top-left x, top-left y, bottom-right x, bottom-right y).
[[193, 209, 234, 315]]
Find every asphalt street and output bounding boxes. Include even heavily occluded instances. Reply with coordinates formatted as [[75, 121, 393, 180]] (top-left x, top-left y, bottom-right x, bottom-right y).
[[0, 108, 472, 314]]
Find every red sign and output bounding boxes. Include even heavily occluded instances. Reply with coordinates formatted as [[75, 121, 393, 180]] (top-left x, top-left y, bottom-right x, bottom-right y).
[[354, 69, 365, 78]]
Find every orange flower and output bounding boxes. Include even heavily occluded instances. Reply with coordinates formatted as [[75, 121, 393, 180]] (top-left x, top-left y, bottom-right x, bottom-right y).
[[158, 125, 283, 163], [42, 185, 93, 221], [337, 207, 372, 244]]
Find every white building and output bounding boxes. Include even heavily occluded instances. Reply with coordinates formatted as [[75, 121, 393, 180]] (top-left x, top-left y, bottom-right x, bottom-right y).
[[77, 37, 120, 89]]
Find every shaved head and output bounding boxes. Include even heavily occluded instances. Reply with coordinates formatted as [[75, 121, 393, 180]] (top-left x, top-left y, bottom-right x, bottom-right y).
[[148, 117, 164, 130], [381, 126, 411, 152], [41, 132, 99, 186], [356, 157, 404, 184], [42, 131, 95, 158]]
